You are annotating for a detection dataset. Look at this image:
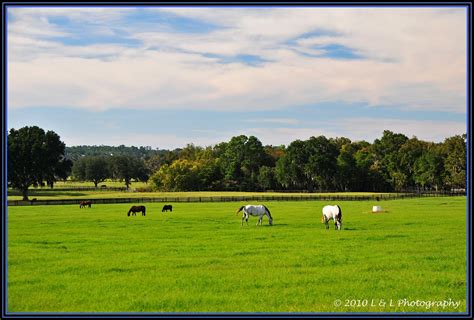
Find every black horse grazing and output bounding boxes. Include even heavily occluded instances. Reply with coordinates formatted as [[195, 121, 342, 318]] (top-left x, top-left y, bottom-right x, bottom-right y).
[[80, 200, 92, 208], [162, 205, 173, 213], [128, 205, 146, 216]]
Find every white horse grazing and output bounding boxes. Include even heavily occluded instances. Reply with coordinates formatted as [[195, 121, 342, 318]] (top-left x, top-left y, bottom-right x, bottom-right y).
[[322, 205, 342, 230], [236, 205, 273, 226]]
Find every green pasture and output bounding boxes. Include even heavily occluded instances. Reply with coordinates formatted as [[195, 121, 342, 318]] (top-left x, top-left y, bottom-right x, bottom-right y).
[[7, 197, 467, 313]]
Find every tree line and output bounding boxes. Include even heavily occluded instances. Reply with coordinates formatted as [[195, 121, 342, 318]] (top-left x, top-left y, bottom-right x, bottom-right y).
[[65, 145, 165, 162], [8, 126, 466, 200], [146, 131, 466, 193]]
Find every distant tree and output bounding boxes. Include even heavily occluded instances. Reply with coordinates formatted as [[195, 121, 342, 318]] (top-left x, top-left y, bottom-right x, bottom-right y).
[[330, 136, 351, 151], [72, 157, 87, 181], [398, 137, 430, 190], [65, 130, 465, 193], [304, 136, 339, 191], [86, 156, 111, 187], [72, 156, 110, 186], [51, 157, 73, 187], [65, 145, 163, 161], [258, 166, 279, 191], [144, 150, 178, 174], [336, 142, 358, 191], [8, 126, 71, 200], [372, 130, 409, 191], [179, 144, 203, 160], [134, 159, 150, 183], [150, 159, 199, 191], [40, 130, 73, 188], [220, 135, 267, 190], [264, 145, 286, 166], [353, 142, 378, 191], [110, 155, 147, 189], [441, 134, 466, 190], [275, 139, 309, 190], [414, 148, 445, 191], [195, 148, 224, 190]]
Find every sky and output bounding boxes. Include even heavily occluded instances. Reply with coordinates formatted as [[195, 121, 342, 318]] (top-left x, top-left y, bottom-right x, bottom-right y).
[[6, 6, 468, 150]]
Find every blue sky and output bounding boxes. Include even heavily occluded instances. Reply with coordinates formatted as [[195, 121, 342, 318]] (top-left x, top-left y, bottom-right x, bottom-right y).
[[7, 6, 467, 149]]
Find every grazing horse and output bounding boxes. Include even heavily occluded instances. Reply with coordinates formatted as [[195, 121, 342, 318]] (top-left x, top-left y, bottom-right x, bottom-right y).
[[79, 200, 92, 208], [236, 205, 273, 226], [162, 205, 173, 213], [322, 205, 342, 230], [128, 205, 146, 216]]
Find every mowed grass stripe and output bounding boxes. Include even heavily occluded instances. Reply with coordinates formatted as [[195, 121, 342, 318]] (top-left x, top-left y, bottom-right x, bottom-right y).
[[8, 197, 466, 312]]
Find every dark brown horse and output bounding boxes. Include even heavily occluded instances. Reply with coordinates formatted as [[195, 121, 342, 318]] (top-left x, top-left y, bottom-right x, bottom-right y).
[[162, 205, 172, 212], [128, 205, 146, 216], [80, 200, 92, 208]]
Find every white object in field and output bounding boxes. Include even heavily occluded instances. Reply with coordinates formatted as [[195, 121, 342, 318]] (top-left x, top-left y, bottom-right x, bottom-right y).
[[372, 206, 383, 213]]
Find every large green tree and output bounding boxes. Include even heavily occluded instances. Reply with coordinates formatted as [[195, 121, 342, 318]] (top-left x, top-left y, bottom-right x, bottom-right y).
[[336, 140, 358, 191], [275, 139, 309, 190], [372, 130, 409, 191], [397, 137, 430, 190], [8, 126, 71, 200], [304, 136, 339, 191], [441, 134, 466, 190], [413, 148, 445, 191], [220, 135, 268, 190], [150, 159, 199, 191]]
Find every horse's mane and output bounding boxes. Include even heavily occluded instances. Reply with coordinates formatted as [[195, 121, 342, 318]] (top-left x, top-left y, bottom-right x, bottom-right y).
[[263, 205, 272, 219], [336, 205, 342, 218]]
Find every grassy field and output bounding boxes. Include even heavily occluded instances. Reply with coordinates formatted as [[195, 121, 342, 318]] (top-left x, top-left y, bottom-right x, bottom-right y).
[[7, 197, 467, 313]]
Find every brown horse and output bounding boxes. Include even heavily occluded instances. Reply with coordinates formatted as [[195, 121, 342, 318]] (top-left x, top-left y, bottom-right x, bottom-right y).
[[128, 205, 146, 216], [162, 204, 173, 212], [79, 200, 92, 208]]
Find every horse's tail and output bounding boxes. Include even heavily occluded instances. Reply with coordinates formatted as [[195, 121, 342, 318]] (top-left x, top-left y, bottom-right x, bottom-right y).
[[263, 205, 272, 219], [236, 205, 245, 215], [143, 206, 146, 214]]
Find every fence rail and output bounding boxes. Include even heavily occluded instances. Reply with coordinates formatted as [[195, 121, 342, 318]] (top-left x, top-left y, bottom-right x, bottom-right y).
[[7, 191, 466, 206], [24, 186, 128, 192]]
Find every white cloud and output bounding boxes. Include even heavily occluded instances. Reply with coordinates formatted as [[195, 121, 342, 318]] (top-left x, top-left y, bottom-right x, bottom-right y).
[[7, 6, 467, 116]]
